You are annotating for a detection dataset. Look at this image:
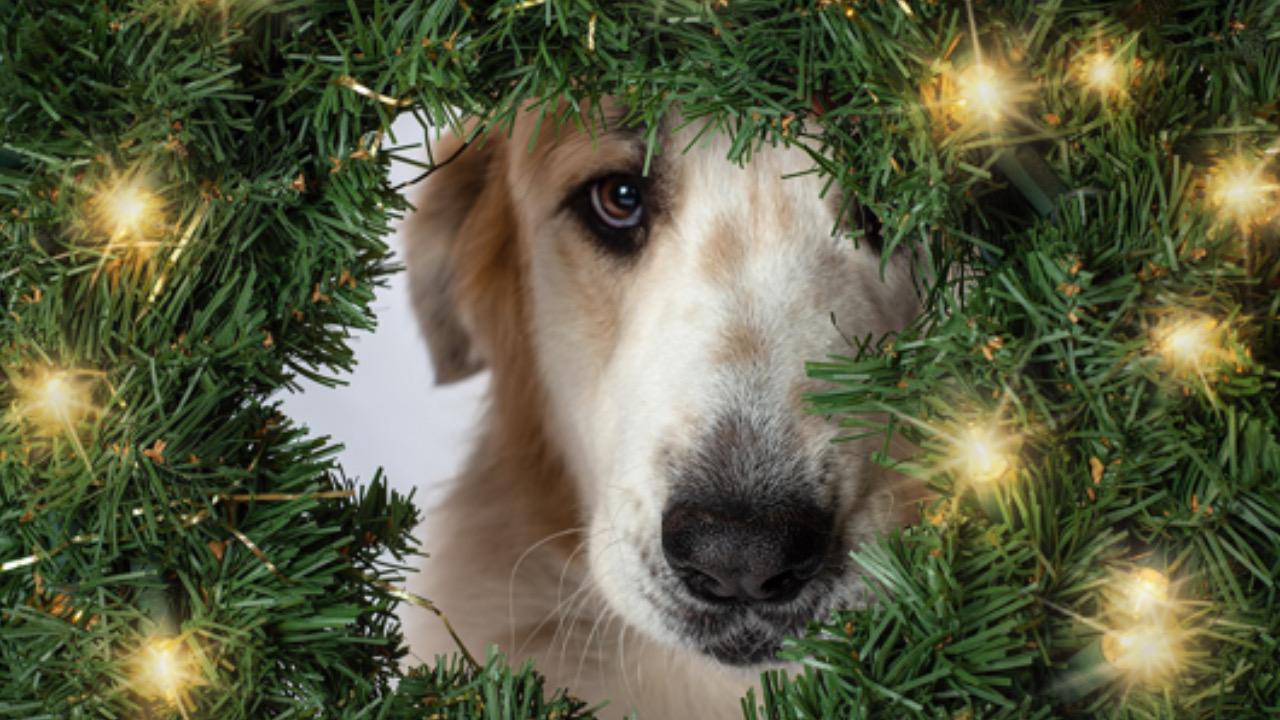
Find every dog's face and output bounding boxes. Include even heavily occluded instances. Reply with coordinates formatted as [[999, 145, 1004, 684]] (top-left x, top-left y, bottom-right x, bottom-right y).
[[410, 104, 924, 667]]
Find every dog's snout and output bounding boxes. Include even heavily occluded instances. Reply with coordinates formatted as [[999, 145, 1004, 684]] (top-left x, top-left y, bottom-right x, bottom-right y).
[[661, 502, 832, 605]]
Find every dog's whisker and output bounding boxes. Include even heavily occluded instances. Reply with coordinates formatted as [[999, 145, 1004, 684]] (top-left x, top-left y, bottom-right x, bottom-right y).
[[508, 526, 588, 652], [617, 618, 649, 704], [549, 582, 594, 678], [549, 571, 598, 652], [558, 537, 592, 594], [576, 609, 610, 689], [576, 601, 622, 691], [568, 538, 629, 675], [526, 566, 593, 661], [548, 534, 619, 669], [538, 538, 605, 662], [552, 581, 595, 680]]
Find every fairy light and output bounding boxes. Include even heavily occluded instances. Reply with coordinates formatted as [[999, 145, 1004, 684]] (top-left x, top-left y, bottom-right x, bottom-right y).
[[137, 638, 191, 702], [15, 367, 95, 435], [1165, 321, 1210, 362], [95, 179, 158, 242], [152, 644, 176, 690], [1051, 566, 1187, 697], [1097, 567, 1183, 683], [1084, 53, 1119, 92], [1101, 622, 1181, 681], [1157, 315, 1223, 373], [954, 64, 1008, 121], [1120, 568, 1170, 616], [40, 375, 73, 418], [958, 424, 1015, 484], [1212, 157, 1277, 224]]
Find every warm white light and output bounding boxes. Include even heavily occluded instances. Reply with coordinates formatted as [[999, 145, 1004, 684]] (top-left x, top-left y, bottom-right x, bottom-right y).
[[959, 425, 1014, 484], [16, 368, 94, 434], [1102, 623, 1181, 680], [1219, 175, 1263, 210], [112, 188, 148, 226], [1213, 158, 1277, 224], [1120, 568, 1170, 616], [153, 646, 175, 685], [137, 639, 189, 702], [1158, 316, 1222, 372], [1166, 323, 1208, 360], [955, 65, 1008, 121], [1085, 54, 1118, 91], [972, 78, 998, 106], [41, 376, 72, 416], [1102, 570, 1185, 684], [97, 181, 158, 241]]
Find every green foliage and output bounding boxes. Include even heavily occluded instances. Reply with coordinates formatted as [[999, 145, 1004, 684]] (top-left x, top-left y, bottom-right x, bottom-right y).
[[744, 516, 1051, 720], [0, 1, 426, 717], [391, 649, 604, 720], [791, 1, 1280, 716], [3, 0, 1279, 718]]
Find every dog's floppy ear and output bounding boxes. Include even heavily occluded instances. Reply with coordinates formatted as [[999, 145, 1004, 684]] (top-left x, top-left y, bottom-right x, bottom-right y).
[[405, 128, 511, 385]]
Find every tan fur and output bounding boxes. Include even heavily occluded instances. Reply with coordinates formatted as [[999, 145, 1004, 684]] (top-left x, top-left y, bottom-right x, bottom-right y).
[[698, 217, 748, 287], [714, 320, 767, 368], [403, 127, 582, 659], [404, 108, 926, 720], [552, 227, 627, 370]]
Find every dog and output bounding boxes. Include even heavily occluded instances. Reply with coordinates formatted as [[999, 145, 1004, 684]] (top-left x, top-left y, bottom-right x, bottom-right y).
[[403, 101, 926, 720]]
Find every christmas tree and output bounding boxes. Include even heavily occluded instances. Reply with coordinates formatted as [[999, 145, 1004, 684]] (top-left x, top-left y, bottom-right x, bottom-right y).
[[3, 1, 1278, 719]]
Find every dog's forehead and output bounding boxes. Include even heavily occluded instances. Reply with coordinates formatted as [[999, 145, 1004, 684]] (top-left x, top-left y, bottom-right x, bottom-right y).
[[506, 102, 830, 210], [506, 100, 648, 188]]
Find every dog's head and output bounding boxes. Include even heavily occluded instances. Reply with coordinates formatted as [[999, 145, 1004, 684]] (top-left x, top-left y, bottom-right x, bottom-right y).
[[409, 104, 925, 667]]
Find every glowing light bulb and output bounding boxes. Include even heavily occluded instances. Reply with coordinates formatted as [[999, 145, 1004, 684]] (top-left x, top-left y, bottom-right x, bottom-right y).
[[1217, 172, 1264, 211], [96, 180, 158, 241], [40, 375, 72, 417], [1085, 53, 1118, 91], [1120, 568, 1170, 616], [112, 188, 147, 226], [1212, 158, 1277, 224], [955, 65, 1008, 121], [137, 638, 190, 702], [1102, 623, 1181, 680], [17, 368, 94, 435], [152, 646, 175, 685], [972, 78, 998, 106], [1158, 316, 1222, 372], [1166, 322, 1208, 360], [959, 425, 1014, 484]]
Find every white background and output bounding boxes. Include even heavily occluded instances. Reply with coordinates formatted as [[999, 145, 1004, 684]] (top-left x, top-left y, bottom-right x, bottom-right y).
[[277, 114, 486, 548]]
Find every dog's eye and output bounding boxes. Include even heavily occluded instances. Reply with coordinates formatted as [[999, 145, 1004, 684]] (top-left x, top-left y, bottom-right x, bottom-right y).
[[569, 173, 650, 258], [590, 175, 644, 229]]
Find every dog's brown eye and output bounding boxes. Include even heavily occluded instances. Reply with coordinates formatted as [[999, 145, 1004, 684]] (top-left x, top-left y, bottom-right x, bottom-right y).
[[569, 173, 651, 258], [590, 175, 644, 229]]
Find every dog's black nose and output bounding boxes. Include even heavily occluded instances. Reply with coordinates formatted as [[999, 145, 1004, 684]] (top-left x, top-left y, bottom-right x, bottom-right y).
[[661, 502, 832, 605]]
